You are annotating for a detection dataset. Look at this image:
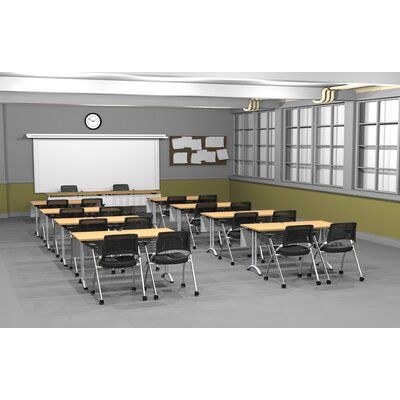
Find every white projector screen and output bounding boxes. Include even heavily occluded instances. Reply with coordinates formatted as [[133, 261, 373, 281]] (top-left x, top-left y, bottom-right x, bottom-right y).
[[33, 138, 160, 193]]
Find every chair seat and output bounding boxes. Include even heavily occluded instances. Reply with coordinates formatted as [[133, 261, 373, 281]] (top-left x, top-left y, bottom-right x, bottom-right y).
[[277, 245, 310, 256], [320, 242, 353, 253], [190, 218, 201, 226], [162, 209, 170, 216], [227, 229, 241, 239], [99, 255, 138, 269], [153, 252, 189, 265]]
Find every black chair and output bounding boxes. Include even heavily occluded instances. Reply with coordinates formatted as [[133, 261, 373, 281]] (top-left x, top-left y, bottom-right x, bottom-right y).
[[197, 194, 217, 203], [90, 234, 154, 304], [81, 198, 103, 207], [158, 196, 187, 227], [113, 184, 130, 191], [60, 185, 78, 192], [59, 207, 85, 218], [100, 207, 122, 216], [218, 212, 258, 266], [45, 199, 69, 208], [149, 231, 198, 296], [186, 202, 217, 249], [317, 222, 364, 281], [230, 202, 252, 211], [265, 225, 329, 288], [122, 216, 153, 230]]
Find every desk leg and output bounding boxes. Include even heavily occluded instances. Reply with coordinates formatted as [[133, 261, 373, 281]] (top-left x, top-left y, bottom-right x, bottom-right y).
[[176, 209, 182, 231], [206, 218, 217, 256], [45, 216, 50, 250], [152, 202, 157, 225], [79, 241, 87, 290], [61, 227, 66, 265], [35, 207, 39, 236], [246, 231, 261, 276], [170, 206, 177, 222]]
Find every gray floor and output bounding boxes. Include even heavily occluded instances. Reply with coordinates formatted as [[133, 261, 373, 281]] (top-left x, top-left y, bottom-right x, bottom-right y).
[[1, 217, 400, 327]]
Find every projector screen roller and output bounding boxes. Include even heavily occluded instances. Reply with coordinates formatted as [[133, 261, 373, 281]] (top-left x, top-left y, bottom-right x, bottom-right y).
[[33, 138, 160, 193]]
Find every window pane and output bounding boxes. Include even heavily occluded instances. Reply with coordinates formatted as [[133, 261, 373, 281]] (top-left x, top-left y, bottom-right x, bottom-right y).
[[380, 99, 399, 123], [299, 128, 311, 145], [286, 109, 298, 127], [259, 130, 267, 145], [238, 114, 245, 129], [317, 106, 331, 125], [359, 101, 378, 123], [257, 146, 267, 162], [286, 147, 298, 163], [378, 149, 397, 169], [268, 147, 275, 162], [379, 124, 398, 146], [316, 166, 330, 185], [333, 104, 345, 125], [286, 165, 297, 181], [286, 128, 298, 145], [359, 125, 377, 146], [245, 131, 254, 145], [245, 114, 254, 129], [245, 162, 253, 176], [259, 112, 267, 128], [332, 148, 344, 166], [269, 112, 275, 128], [299, 167, 311, 182], [299, 148, 311, 164], [268, 129, 275, 145], [358, 169, 375, 190], [257, 163, 267, 178], [378, 171, 397, 192], [333, 127, 344, 146], [268, 164, 275, 179], [359, 148, 376, 168], [237, 161, 245, 175], [237, 131, 245, 145], [316, 148, 331, 165], [317, 127, 331, 145], [300, 108, 312, 126], [245, 146, 253, 160], [332, 168, 343, 186]]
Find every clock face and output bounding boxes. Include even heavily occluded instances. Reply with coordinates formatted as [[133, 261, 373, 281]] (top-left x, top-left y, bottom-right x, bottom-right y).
[[85, 113, 101, 130]]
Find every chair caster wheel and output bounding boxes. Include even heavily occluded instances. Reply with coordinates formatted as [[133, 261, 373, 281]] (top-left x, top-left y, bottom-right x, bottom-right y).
[[84, 287, 88, 290], [99, 300, 104, 305], [261, 259, 265, 264], [111, 270, 116, 275], [78, 278, 81, 282], [194, 291, 199, 296], [121, 269, 125, 274], [91, 290, 95, 295], [156, 267, 159, 271], [359, 277, 365, 281], [154, 295, 159, 300], [297, 273, 302, 278], [307, 273, 312, 277], [339, 270, 344, 275], [142, 296, 147, 301], [230, 262, 235, 266], [193, 246, 197, 250], [264, 276, 269, 281], [247, 254, 251, 258], [316, 281, 321, 286], [59, 258, 63, 263], [195, 232, 200, 235], [56, 254, 60, 258], [326, 280, 331, 285], [181, 283, 186, 288], [218, 256, 222, 260], [281, 284, 286, 289], [131, 287, 136, 292]]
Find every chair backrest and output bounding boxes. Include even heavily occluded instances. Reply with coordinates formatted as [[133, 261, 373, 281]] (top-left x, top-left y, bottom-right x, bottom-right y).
[[81, 198, 103, 207], [282, 225, 314, 246], [327, 222, 357, 243], [113, 184, 130, 191], [156, 231, 190, 254], [60, 185, 78, 192], [46, 199, 69, 208], [122, 216, 153, 230], [59, 207, 85, 218], [197, 194, 217, 203], [230, 201, 252, 211], [167, 196, 187, 204], [232, 212, 259, 228], [102, 234, 139, 257], [272, 210, 297, 222], [100, 207, 122, 216], [78, 218, 108, 231], [194, 202, 217, 216]]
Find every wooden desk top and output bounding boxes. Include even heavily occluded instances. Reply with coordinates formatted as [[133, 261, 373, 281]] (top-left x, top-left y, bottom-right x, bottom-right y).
[[54, 215, 138, 226], [149, 195, 199, 203], [71, 227, 173, 242], [31, 199, 82, 207], [201, 210, 275, 219], [241, 220, 331, 233], [40, 207, 100, 215], [171, 202, 231, 210], [46, 189, 161, 197]]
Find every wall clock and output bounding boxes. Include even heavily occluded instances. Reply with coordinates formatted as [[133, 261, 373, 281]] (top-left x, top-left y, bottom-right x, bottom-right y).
[[85, 113, 102, 130]]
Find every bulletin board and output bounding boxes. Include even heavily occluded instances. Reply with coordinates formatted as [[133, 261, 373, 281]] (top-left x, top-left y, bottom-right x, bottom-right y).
[[169, 136, 229, 166]]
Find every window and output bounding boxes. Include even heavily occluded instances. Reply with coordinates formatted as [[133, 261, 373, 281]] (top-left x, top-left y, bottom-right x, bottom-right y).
[[256, 111, 275, 179], [234, 111, 276, 178], [357, 99, 399, 193], [285, 107, 312, 183], [315, 104, 345, 187]]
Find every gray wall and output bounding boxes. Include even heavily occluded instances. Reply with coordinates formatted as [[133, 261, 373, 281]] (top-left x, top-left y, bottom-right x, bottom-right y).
[[2, 104, 233, 183]]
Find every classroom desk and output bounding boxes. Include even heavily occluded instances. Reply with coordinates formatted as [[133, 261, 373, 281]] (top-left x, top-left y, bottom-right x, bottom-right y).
[[146, 195, 199, 224], [71, 227, 173, 290], [53, 215, 138, 266], [241, 220, 331, 276], [201, 210, 275, 256], [170, 202, 231, 231]]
